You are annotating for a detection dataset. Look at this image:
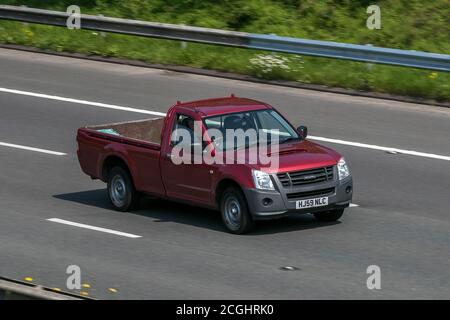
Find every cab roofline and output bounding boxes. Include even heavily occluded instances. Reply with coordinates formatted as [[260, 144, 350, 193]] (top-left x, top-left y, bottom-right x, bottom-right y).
[[173, 96, 272, 117]]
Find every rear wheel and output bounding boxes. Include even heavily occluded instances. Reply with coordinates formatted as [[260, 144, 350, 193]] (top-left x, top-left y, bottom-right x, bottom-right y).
[[313, 208, 344, 222], [107, 166, 139, 211], [220, 187, 254, 234]]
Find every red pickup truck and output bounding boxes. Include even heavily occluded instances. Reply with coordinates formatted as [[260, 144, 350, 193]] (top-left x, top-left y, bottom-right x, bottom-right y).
[[77, 96, 353, 234]]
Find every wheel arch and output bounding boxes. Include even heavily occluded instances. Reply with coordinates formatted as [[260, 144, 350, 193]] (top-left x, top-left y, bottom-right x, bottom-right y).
[[102, 155, 134, 185], [215, 178, 245, 207]]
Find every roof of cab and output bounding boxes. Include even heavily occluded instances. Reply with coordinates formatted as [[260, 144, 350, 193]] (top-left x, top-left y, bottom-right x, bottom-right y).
[[174, 96, 272, 117]]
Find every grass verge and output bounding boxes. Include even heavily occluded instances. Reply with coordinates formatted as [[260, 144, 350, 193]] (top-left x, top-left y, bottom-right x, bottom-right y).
[[0, 1, 448, 101]]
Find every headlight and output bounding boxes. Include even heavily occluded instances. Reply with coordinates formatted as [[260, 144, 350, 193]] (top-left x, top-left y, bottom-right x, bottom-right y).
[[252, 170, 275, 190], [337, 157, 350, 180]]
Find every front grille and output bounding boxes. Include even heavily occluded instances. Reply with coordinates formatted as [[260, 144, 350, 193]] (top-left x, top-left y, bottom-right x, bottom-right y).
[[286, 187, 335, 200], [277, 166, 334, 187]]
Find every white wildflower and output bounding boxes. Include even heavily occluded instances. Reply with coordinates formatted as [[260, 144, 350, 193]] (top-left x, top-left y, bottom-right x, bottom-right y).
[[249, 54, 303, 76]]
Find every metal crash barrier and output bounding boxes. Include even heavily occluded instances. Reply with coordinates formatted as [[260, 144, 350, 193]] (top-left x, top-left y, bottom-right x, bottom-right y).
[[0, 5, 448, 71]]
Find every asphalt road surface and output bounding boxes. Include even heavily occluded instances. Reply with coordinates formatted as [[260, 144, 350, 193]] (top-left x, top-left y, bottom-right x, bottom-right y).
[[0, 48, 449, 299]]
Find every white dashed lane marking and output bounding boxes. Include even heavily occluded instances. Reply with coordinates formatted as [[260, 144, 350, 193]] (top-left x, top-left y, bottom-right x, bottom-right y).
[[0, 87, 165, 116], [47, 218, 142, 238], [2, 86, 449, 162], [0, 141, 66, 156]]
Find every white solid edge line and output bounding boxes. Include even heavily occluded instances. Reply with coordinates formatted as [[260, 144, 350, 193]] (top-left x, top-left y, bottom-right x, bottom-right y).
[[0, 87, 166, 116], [309, 135, 450, 162], [0, 141, 66, 156], [349, 203, 359, 208], [2, 86, 450, 162], [47, 218, 142, 238]]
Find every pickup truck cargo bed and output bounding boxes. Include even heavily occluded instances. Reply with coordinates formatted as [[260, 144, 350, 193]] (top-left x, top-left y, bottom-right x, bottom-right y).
[[86, 117, 165, 145]]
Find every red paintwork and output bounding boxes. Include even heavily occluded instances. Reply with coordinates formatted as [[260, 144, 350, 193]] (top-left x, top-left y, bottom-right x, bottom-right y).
[[77, 96, 342, 209], [177, 97, 272, 117]]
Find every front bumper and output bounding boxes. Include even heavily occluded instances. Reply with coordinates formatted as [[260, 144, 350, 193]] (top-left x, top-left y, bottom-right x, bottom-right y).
[[243, 175, 353, 220]]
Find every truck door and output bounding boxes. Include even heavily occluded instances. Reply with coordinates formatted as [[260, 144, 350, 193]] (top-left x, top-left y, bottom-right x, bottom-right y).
[[161, 112, 213, 206]]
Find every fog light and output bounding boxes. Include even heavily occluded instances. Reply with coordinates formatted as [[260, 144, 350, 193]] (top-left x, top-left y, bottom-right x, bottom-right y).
[[262, 198, 273, 206], [346, 186, 352, 194]]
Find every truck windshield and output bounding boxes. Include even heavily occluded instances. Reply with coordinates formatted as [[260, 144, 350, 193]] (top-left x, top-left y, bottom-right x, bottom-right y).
[[203, 109, 299, 151]]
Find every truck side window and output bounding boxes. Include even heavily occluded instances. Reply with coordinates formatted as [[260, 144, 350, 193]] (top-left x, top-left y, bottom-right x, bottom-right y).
[[171, 114, 200, 146]]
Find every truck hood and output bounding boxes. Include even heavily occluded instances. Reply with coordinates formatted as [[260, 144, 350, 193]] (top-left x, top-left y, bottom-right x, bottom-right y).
[[228, 139, 341, 174]]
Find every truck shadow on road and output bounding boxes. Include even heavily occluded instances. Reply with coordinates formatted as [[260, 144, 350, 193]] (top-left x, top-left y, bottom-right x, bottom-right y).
[[53, 189, 340, 235]]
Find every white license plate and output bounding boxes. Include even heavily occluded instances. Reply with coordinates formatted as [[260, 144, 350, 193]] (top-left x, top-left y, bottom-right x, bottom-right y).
[[296, 197, 328, 209]]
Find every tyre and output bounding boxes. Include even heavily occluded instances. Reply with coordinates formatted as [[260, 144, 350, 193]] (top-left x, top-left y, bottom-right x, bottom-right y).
[[107, 166, 140, 211], [220, 187, 254, 234], [313, 208, 344, 222]]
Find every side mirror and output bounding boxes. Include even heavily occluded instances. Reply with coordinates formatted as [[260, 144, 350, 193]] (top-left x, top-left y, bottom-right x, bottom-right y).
[[297, 125, 308, 139]]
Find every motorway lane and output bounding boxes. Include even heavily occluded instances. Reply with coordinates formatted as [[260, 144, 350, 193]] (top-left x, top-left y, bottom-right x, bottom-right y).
[[0, 48, 449, 299], [0, 92, 146, 152], [0, 148, 448, 299], [2, 48, 450, 154]]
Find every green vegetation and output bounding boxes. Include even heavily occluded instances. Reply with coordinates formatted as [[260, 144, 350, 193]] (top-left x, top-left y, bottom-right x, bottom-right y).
[[0, 0, 449, 101]]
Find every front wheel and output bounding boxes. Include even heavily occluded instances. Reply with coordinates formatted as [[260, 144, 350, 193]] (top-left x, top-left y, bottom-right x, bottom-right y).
[[313, 208, 344, 222], [107, 166, 140, 212], [220, 187, 254, 234]]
